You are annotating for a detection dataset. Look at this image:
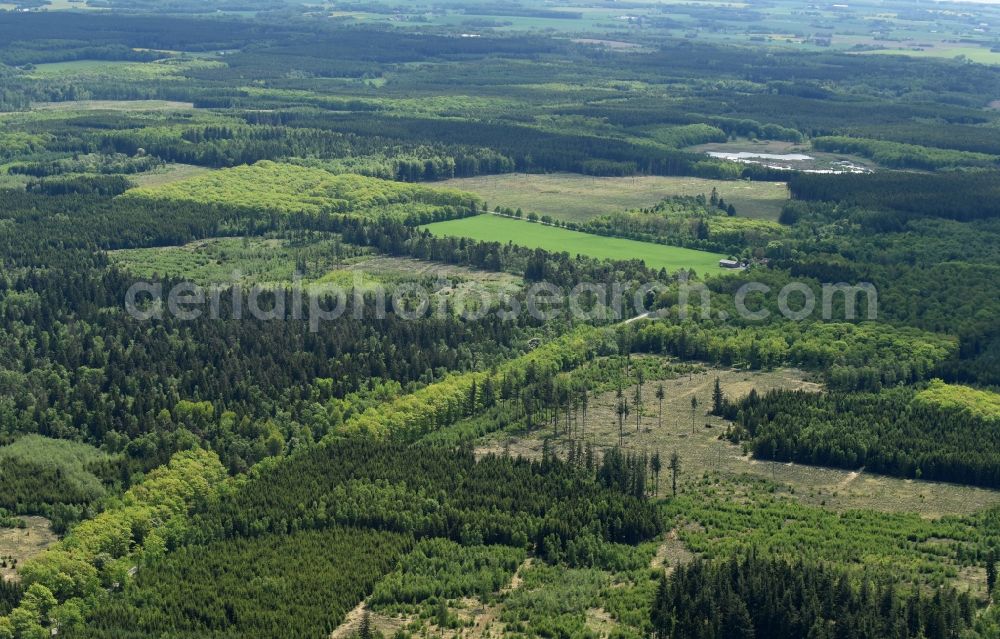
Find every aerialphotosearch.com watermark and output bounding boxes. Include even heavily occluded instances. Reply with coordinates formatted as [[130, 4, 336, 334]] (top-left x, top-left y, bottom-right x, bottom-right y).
[[124, 271, 878, 332]]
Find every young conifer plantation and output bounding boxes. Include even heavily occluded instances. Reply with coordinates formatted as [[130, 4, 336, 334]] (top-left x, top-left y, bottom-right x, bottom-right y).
[[1, 1, 1000, 638]]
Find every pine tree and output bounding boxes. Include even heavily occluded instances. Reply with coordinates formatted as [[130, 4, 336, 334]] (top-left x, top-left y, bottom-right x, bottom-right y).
[[634, 374, 643, 432], [617, 400, 629, 446], [988, 549, 997, 597], [481, 376, 495, 408], [467, 378, 478, 415], [500, 374, 513, 409], [435, 600, 449, 628], [712, 377, 725, 416], [359, 609, 373, 639], [668, 450, 681, 496], [651, 571, 671, 639], [655, 384, 665, 429], [690, 396, 698, 434], [651, 451, 662, 495]]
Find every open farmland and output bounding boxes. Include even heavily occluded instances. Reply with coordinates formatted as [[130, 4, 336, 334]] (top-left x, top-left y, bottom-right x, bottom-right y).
[[421, 215, 727, 273], [437, 173, 790, 221]]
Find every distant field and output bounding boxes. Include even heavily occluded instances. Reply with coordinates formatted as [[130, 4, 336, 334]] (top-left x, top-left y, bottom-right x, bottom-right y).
[[33, 100, 195, 112], [26, 58, 224, 80], [862, 46, 1000, 65], [40, 0, 94, 8], [421, 214, 727, 273], [28, 60, 134, 75], [437, 173, 789, 221]]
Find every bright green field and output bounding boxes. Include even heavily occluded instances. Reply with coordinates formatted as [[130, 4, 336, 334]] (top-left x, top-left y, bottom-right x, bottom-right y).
[[421, 214, 727, 273]]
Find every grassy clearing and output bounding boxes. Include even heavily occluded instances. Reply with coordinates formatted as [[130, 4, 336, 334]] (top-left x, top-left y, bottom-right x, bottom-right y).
[[497, 558, 654, 638], [437, 173, 789, 221], [334, 558, 535, 639], [478, 361, 1000, 517], [665, 476, 994, 595], [0, 517, 57, 584], [109, 235, 520, 301], [26, 58, 224, 81], [27, 60, 142, 75], [340, 255, 519, 285], [109, 236, 354, 287], [32, 100, 195, 112], [370, 540, 525, 617], [129, 163, 213, 187], [421, 215, 727, 273], [335, 255, 522, 299], [334, 549, 659, 639]]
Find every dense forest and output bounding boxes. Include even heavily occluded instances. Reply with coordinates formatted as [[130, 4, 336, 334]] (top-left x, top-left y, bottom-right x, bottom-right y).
[[787, 171, 1000, 222], [12, 441, 664, 638], [652, 553, 976, 639], [724, 384, 1000, 487]]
